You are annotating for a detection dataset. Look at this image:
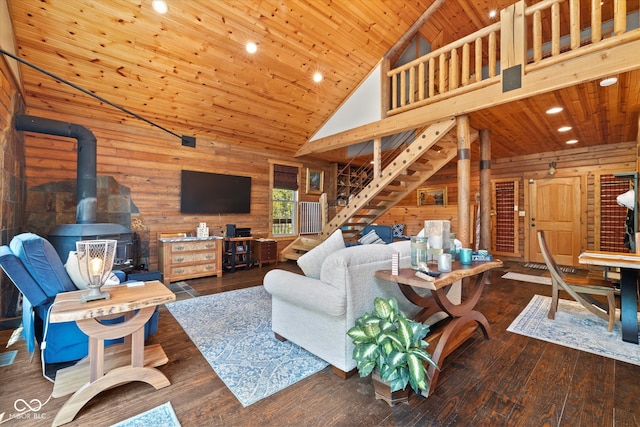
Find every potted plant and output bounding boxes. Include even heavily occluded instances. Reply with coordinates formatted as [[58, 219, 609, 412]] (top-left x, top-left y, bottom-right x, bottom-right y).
[[347, 297, 437, 405]]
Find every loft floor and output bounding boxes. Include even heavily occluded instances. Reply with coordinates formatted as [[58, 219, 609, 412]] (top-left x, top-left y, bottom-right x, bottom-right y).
[[1, 261, 639, 426]]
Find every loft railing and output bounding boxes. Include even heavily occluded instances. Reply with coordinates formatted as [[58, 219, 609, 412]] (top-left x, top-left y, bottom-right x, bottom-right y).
[[386, 0, 638, 116]]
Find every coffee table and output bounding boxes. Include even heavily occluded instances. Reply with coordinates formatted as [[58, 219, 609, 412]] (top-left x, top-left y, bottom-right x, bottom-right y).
[[374, 259, 502, 396], [49, 280, 175, 426]]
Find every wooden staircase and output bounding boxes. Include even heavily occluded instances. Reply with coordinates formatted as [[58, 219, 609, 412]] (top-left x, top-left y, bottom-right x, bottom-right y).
[[280, 117, 465, 261]]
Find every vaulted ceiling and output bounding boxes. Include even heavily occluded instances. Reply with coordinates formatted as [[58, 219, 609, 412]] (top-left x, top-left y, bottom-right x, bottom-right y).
[[5, 0, 640, 162]]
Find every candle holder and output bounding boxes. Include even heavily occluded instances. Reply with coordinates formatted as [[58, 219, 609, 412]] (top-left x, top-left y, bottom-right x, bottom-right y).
[[76, 240, 117, 303], [424, 220, 451, 263]]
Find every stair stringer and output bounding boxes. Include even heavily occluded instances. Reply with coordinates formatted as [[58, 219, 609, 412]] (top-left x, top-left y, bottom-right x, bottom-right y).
[[320, 117, 458, 240]]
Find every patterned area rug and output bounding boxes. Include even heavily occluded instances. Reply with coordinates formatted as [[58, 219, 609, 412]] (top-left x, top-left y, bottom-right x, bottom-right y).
[[165, 286, 329, 407], [508, 294, 640, 366], [110, 402, 180, 427]]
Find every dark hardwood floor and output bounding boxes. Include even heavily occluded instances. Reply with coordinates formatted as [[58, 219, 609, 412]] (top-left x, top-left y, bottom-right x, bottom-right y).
[[1, 261, 639, 426]]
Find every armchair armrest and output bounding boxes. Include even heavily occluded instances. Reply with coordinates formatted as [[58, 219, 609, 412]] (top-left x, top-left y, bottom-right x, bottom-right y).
[[263, 269, 346, 316]]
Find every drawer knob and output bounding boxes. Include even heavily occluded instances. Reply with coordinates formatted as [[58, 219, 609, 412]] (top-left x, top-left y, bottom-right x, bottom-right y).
[[176, 257, 184, 262], [176, 246, 185, 251], [175, 269, 184, 274]]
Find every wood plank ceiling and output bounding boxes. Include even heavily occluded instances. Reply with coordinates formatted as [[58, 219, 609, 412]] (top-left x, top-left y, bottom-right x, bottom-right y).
[[6, 0, 640, 162]]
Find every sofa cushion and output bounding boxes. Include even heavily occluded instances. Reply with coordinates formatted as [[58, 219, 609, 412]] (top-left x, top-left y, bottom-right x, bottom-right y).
[[297, 229, 345, 279], [10, 233, 76, 297]]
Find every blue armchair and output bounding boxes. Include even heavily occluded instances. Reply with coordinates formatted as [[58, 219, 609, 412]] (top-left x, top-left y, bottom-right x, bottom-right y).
[[0, 233, 159, 365]]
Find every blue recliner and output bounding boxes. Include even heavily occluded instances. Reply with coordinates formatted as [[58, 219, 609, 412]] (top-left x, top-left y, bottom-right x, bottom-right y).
[[0, 233, 159, 365]]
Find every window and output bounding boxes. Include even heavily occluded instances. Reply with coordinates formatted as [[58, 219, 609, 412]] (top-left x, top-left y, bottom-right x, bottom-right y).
[[271, 163, 299, 237]]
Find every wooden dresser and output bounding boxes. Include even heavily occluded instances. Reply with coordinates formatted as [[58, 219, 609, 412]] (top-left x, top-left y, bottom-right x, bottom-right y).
[[158, 236, 223, 285]]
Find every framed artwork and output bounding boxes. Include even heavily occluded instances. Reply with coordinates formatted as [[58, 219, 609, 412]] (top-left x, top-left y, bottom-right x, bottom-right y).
[[306, 168, 324, 194], [417, 187, 447, 206]]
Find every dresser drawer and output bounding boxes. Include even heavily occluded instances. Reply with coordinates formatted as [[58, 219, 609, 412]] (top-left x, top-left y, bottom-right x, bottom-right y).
[[170, 251, 217, 264], [170, 241, 218, 253], [170, 262, 218, 277]]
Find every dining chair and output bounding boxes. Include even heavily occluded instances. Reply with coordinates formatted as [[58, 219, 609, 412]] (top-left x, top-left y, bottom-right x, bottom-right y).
[[537, 230, 619, 332]]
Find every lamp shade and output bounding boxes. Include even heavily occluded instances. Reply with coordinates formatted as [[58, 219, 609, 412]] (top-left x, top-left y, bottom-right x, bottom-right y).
[[76, 239, 117, 302]]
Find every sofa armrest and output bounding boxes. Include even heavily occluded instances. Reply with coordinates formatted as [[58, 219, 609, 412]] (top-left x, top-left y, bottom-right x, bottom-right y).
[[263, 269, 346, 316]]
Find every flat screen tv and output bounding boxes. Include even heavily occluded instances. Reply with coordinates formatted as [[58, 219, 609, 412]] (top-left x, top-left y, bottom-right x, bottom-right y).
[[180, 170, 251, 214]]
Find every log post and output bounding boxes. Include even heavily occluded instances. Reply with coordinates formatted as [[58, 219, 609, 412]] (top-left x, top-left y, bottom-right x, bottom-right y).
[[479, 129, 492, 250], [457, 115, 471, 247]]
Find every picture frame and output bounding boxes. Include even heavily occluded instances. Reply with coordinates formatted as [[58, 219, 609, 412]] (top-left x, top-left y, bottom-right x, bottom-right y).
[[306, 168, 324, 194], [417, 187, 447, 206]]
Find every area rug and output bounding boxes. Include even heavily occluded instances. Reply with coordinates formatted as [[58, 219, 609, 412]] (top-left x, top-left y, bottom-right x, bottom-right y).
[[523, 262, 576, 274], [165, 286, 329, 407], [110, 402, 180, 427], [508, 294, 640, 366], [502, 271, 552, 285]]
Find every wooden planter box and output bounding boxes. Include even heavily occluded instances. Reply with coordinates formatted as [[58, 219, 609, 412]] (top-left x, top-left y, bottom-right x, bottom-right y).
[[371, 371, 410, 406]]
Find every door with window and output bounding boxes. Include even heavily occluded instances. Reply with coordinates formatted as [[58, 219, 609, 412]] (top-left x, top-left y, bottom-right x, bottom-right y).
[[527, 176, 583, 266]]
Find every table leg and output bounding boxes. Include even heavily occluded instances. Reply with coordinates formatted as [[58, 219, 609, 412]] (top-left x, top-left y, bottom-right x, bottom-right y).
[[53, 307, 169, 426], [424, 310, 492, 397], [620, 268, 639, 344]]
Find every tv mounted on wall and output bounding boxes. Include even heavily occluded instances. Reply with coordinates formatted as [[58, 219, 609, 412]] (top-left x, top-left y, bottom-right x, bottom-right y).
[[180, 170, 251, 214]]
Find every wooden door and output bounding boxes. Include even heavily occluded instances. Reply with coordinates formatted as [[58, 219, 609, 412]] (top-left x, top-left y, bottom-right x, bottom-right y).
[[528, 176, 582, 266]]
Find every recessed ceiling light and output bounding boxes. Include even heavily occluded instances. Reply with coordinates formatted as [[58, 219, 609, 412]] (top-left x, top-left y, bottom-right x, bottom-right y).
[[246, 42, 257, 54], [313, 72, 323, 83], [600, 77, 618, 87], [558, 126, 572, 132], [152, 0, 168, 14], [566, 139, 578, 144], [489, 10, 497, 19], [546, 106, 563, 114]]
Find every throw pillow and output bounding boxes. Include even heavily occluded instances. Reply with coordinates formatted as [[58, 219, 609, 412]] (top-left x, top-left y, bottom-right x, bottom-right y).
[[66, 251, 121, 289], [65, 251, 86, 289], [392, 223, 405, 238], [297, 229, 345, 279], [358, 229, 385, 245]]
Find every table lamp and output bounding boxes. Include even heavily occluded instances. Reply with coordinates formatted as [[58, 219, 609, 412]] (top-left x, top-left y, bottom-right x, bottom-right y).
[[76, 239, 117, 303]]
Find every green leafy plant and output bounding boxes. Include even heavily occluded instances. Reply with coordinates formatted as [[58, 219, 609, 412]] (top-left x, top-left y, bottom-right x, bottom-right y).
[[347, 297, 437, 394]]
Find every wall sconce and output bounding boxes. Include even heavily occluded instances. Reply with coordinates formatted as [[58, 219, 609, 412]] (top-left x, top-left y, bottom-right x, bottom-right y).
[[548, 162, 557, 175]]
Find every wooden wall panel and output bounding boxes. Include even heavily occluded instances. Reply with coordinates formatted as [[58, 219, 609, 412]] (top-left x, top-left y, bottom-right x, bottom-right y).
[[22, 107, 332, 270], [380, 140, 636, 261]]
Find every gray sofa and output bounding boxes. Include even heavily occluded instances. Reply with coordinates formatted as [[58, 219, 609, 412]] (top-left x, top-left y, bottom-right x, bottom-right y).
[[263, 239, 460, 377]]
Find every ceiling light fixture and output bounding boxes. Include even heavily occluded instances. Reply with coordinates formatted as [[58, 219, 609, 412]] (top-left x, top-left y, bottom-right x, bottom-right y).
[[152, 0, 168, 14], [599, 77, 618, 87], [246, 42, 257, 54], [313, 72, 323, 83], [546, 106, 563, 114], [548, 162, 557, 175], [558, 126, 572, 132], [489, 10, 497, 19], [566, 139, 578, 144]]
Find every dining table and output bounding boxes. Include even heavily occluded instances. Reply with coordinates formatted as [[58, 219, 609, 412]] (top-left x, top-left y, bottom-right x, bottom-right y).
[[578, 250, 640, 344]]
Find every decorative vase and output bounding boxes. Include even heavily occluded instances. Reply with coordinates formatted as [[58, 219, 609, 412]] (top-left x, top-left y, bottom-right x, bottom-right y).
[[371, 370, 410, 406]]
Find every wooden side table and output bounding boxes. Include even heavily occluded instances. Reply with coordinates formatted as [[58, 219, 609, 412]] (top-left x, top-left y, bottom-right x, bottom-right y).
[[254, 239, 278, 268], [374, 259, 502, 396], [49, 280, 175, 426]]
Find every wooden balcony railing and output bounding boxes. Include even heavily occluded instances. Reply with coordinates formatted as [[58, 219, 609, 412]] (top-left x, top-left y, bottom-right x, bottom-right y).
[[386, 0, 638, 116]]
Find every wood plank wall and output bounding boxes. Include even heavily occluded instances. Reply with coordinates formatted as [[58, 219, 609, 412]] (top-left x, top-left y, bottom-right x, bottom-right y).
[[377, 140, 636, 260], [21, 107, 331, 270]]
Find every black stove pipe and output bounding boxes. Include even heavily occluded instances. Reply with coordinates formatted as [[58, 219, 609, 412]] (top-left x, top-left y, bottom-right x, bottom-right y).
[[15, 114, 97, 224]]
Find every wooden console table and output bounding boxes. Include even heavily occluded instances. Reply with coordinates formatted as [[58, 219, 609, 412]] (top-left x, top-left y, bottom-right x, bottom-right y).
[[579, 250, 640, 344], [49, 280, 175, 426], [374, 259, 502, 396]]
